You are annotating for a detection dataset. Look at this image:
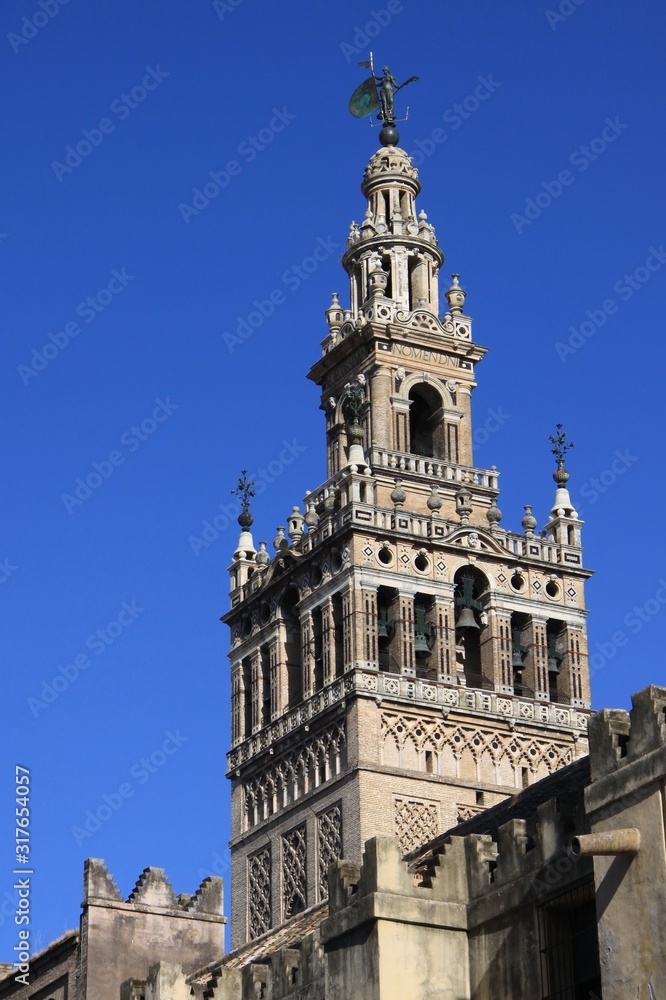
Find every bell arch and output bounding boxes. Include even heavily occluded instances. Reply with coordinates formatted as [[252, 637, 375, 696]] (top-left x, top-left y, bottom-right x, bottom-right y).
[[280, 585, 302, 709], [408, 382, 445, 459]]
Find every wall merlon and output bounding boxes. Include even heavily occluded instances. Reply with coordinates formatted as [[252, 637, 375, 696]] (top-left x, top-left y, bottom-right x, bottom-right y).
[[535, 795, 579, 862], [83, 858, 123, 902], [627, 684, 666, 760], [464, 834, 498, 898], [494, 818, 535, 884], [587, 708, 631, 780], [328, 859, 361, 914], [357, 836, 412, 898], [188, 876, 224, 916], [417, 837, 468, 902], [128, 866, 180, 908], [588, 685, 666, 782]]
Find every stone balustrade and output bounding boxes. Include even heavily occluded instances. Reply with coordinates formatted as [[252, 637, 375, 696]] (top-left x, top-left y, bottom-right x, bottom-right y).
[[226, 667, 589, 771]]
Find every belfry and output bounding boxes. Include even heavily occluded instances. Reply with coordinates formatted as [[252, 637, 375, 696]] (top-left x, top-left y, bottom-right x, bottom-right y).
[[6, 67, 666, 1000], [223, 84, 592, 948]]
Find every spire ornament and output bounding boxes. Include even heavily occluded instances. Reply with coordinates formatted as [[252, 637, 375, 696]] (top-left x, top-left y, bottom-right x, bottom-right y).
[[549, 424, 574, 484], [348, 54, 419, 147], [341, 377, 368, 467], [231, 470, 255, 529]]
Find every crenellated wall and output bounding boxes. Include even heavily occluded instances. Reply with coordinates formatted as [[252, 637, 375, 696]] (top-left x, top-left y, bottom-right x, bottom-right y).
[[79, 859, 225, 1000], [585, 684, 666, 1000]]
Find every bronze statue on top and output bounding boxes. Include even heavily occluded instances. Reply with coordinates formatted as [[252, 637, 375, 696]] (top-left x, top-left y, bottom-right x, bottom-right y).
[[349, 56, 419, 146]]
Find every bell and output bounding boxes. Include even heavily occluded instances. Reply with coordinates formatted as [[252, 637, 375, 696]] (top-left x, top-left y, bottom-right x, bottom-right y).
[[547, 656, 560, 675], [455, 607, 479, 632], [512, 649, 524, 669], [414, 631, 431, 656], [377, 608, 392, 642]]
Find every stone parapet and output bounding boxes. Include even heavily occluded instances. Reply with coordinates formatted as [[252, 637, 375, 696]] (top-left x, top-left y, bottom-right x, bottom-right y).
[[227, 667, 588, 766]]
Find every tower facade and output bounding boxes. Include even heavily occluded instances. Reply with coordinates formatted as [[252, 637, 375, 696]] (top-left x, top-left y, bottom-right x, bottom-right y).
[[224, 141, 591, 949]]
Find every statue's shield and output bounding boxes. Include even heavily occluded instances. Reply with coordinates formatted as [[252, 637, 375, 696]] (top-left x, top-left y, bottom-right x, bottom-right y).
[[349, 77, 379, 118]]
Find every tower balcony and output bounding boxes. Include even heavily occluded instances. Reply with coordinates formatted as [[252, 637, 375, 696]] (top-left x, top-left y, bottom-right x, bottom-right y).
[[226, 665, 589, 772], [369, 446, 499, 490]]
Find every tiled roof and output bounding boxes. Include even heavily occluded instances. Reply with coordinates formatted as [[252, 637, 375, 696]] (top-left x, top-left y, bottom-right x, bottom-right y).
[[189, 901, 328, 984]]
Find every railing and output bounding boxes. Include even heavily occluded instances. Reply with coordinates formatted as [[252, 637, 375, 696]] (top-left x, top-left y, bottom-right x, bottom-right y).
[[226, 667, 589, 772], [369, 447, 500, 490]]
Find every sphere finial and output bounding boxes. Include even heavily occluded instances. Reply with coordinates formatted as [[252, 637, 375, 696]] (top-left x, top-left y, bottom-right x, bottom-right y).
[[549, 424, 574, 484], [231, 470, 255, 529]]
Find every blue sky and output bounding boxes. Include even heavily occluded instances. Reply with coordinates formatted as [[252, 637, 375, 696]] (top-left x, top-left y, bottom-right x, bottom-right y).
[[2, 0, 665, 959]]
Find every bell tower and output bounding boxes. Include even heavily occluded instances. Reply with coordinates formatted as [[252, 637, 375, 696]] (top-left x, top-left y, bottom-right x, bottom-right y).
[[223, 110, 592, 950]]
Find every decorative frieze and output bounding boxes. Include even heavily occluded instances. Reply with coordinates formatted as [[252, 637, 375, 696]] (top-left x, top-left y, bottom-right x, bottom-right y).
[[228, 668, 588, 771]]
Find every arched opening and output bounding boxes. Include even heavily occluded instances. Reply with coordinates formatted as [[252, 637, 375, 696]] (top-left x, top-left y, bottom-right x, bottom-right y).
[[414, 592, 436, 679], [454, 568, 489, 688], [510, 612, 531, 696], [332, 593, 345, 677], [408, 384, 445, 459], [281, 586, 302, 708], [547, 619, 565, 703], [376, 586, 399, 672]]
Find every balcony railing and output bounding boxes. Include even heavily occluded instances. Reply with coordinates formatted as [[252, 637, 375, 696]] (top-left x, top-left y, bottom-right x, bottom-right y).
[[226, 666, 589, 773]]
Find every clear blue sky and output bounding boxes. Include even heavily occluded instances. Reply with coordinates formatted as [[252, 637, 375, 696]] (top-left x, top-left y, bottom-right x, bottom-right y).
[[2, 0, 665, 958]]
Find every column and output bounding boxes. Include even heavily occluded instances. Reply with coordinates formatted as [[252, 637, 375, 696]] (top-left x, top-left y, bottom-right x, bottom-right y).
[[358, 588, 377, 668], [397, 594, 415, 676], [434, 595, 456, 683], [269, 639, 280, 721], [321, 597, 335, 685], [524, 617, 549, 701], [301, 610, 315, 700], [251, 651, 262, 733], [369, 365, 393, 450], [457, 387, 474, 467], [341, 588, 353, 671], [481, 607, 513, 693], [231, 664, 242, 744]]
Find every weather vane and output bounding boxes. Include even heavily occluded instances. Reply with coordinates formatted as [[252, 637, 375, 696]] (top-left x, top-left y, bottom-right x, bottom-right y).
[[231, 470, 255, 528], [348, 53, 419, 146], [549, 424, 574, 466]]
